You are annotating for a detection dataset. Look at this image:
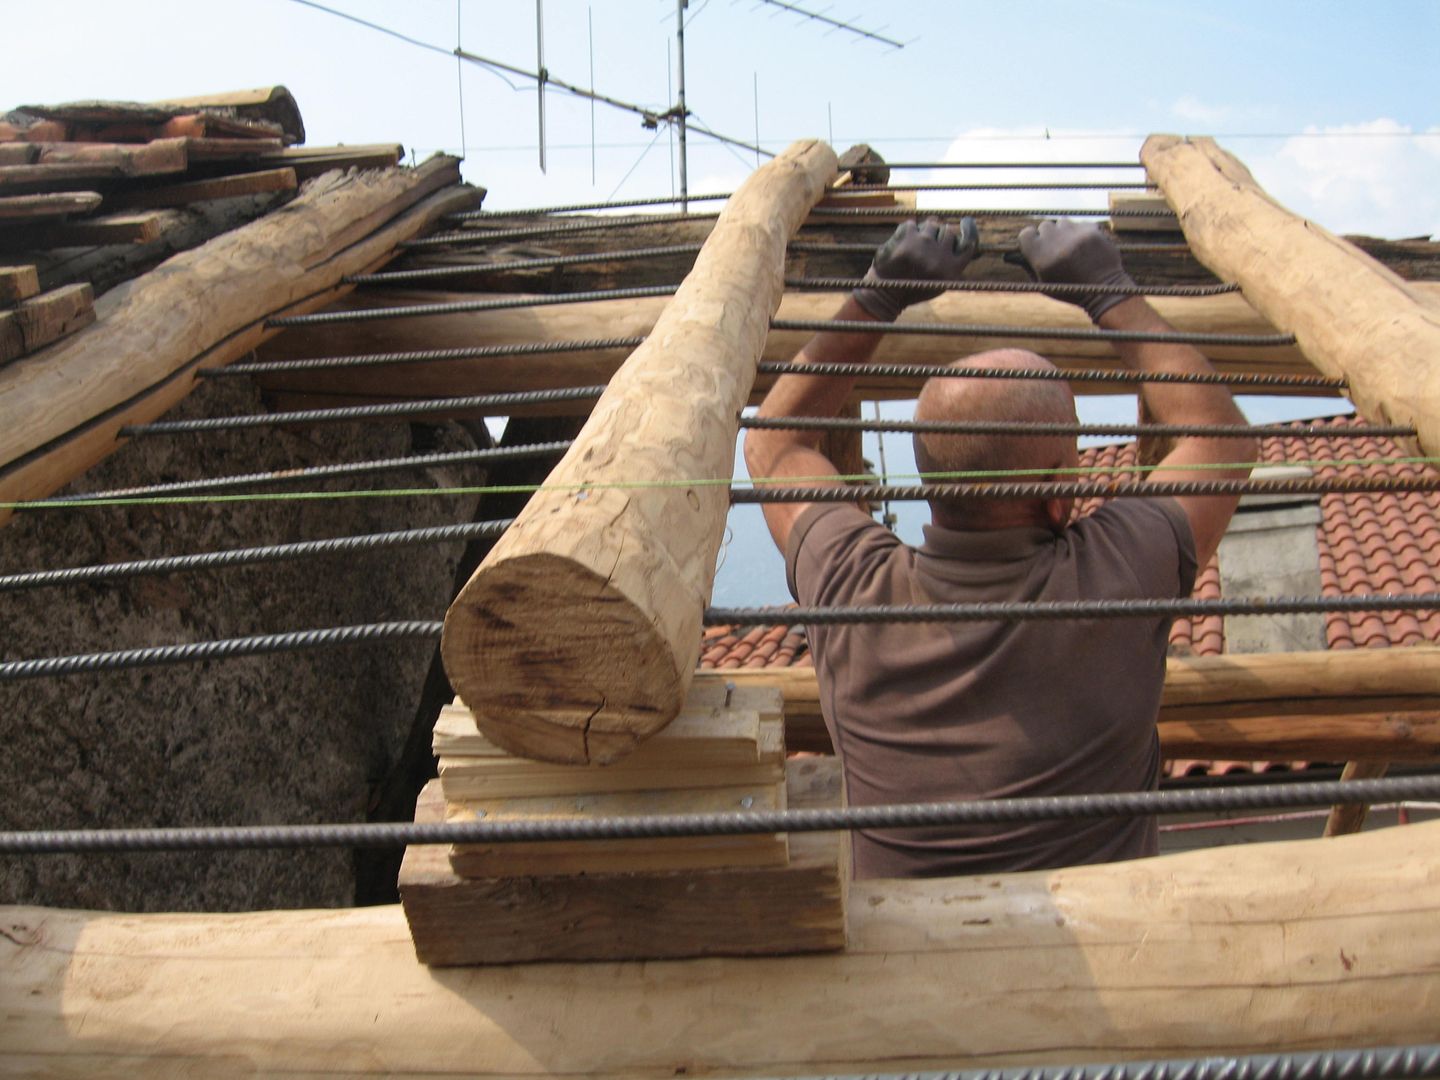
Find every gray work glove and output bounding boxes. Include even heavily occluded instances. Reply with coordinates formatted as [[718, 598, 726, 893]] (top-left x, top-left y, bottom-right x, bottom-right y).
[[851, 216, 979, 322], [1014, 219, 1136, 322]]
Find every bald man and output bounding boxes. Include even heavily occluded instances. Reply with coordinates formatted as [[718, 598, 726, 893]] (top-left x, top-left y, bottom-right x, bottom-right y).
[[744, 218, 1256, 879]]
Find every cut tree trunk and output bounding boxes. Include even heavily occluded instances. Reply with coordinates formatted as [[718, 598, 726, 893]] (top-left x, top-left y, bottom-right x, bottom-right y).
[[440, 140, 839, 765]]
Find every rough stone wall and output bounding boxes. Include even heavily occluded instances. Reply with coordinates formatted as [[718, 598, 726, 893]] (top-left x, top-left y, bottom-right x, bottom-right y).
[[0, 377, 480, 912]]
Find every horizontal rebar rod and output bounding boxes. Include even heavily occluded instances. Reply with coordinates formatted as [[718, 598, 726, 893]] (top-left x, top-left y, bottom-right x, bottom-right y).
[[757, 359, 1344, 390], [4, 594, 1437, 683], [881, 161, 1145, 170], [204, 338, 648, 378], [790, 240, 1196, 255], [4, 776, 1440, 852], [345, 245, 705, 285], [771, 318, 1296, 347], [49, 442, 570, 502], [448, 194, 734, 218], [0, 520, 515, 593], [742, 416, 1411, 440], [788, 276, 1237, 297], [120, 386, 608, 436], [266, 285, 678, 328]]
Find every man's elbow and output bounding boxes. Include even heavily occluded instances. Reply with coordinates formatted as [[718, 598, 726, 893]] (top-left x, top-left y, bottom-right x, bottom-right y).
[[743, 428, 773, 481]]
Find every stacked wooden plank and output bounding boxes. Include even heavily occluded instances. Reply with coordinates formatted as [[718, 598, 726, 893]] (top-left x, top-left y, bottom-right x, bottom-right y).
[[0, 266, 93, 365], [399, 677, 848, 965], [0, 88, 404, 264]]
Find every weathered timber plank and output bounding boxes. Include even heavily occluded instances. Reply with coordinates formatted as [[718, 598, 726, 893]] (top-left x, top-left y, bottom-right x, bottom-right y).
[[0, 159, 473, 526], [0, 192, 102, 223], [0, 138, 189, 191], [7, 813, 1440, 1073], [104, 167, 297, 211], [0, 265, 40, 303], [440, 140, 839, 765], [0, 283, 95, 365], [0, 211, 167, 248], [151, 86, 306, 143], [1143, 135, 1440, 459]]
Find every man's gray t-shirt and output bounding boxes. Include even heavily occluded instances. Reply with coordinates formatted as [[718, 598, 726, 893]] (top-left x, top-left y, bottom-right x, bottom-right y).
[[786, 498, 1198, 880]]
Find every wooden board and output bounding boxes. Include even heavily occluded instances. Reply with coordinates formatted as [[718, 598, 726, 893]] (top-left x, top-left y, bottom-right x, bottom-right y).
[[0, 192, 101, 223], [0, 283, 95, 364], [0, 210, 167, 248], [445, 778, 789, 877], [7, 813, 1440, 1073], [0, 138, 189, 191], [0, 264, 40, 303], [180, 136, 284, 161], [243, 144, 405, 181], [440, 140, 839, 765], [104, 166, 297, 211], [1142, 135, 1440, 459], [0, 158, 472, 526], [402, 758, 845, 965], [152, 85, 306, 143]]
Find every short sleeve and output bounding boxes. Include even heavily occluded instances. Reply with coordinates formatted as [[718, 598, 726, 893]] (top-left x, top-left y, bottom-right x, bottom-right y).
[[785, 504, 901, 605], [1074, 497, 1199, 600]]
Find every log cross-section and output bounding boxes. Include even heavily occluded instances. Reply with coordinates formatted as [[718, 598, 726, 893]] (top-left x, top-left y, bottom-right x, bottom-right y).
[[1141, 135, 1440, 458], [441, 139, 839, 764]]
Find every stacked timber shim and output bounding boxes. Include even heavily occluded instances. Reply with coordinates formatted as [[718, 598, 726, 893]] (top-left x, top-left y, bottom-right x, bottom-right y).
[[1141, 135, 1440, 460], [440, 139, 838, 765], [398, 677, 847, 965]]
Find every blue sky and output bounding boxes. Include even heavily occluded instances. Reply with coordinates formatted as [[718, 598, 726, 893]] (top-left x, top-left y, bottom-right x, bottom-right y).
[[7, 1, 1439, 603]]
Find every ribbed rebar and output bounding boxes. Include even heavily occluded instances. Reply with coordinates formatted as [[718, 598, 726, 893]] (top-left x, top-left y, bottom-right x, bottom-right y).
[[4, 776, 1440, 852], [789, 240, 1195, 255], [771, 318, 1296, 347], [345, 244, 705, 285], [806, 206, 1172, 219], [881, 161, 1144, 170], [0, 521, 515, 593], [120, 386, 607, 436], [731, 476, 1440, 504], [266, 285, 678, 328], [786, 277, 1238, 297], [448, 194, 733, 217], [50, 442, 570, 502], [741, 417, 1410, 440], [0, 621, 444, 682], [756, 359, 1345, 390], [403, 212, 723, 248], [204, 338, 647, 378]]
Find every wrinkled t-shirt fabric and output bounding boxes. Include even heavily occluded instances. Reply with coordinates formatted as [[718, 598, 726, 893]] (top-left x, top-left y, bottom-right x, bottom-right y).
[[786, 498, 1197, 880]]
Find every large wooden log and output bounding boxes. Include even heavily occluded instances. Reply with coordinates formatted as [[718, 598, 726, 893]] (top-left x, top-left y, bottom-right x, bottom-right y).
[[0, 157, 473, 527], [709, 648, 1440, 758], [1142, 135, 1440, 458], [5, 817, 1439, 1075], [250, 286, 1365, 413], [440, 141, 839, 765]]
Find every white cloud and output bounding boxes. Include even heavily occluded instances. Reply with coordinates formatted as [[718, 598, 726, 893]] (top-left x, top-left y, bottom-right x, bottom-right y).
[[1170, 95, 1231, 125]]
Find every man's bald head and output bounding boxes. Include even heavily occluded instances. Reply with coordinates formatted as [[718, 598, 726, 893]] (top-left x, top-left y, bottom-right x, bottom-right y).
[[913, 349, 1079, 529]]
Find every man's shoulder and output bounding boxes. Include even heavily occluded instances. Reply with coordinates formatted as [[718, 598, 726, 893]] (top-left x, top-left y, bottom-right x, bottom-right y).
[[1068, 496, 1198, 597], [785, 503, 906, 603]]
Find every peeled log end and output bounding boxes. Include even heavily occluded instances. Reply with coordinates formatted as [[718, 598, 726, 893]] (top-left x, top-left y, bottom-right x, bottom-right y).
[[441, 554, 687, 765]]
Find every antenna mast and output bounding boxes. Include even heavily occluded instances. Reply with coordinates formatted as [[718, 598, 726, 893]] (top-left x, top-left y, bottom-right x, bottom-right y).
[[675, 0, 689, 212]]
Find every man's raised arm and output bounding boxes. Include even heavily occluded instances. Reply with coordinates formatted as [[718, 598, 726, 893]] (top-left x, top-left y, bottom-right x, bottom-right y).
[[1017, 220, 1257, 566], [744, 217, 979, 552]]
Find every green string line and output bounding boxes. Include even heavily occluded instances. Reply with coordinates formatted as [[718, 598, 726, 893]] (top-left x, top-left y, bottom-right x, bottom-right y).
[[7, 457, 1437, 512]]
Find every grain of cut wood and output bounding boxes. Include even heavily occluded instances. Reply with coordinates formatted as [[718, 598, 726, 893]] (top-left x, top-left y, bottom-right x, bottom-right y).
[[248, 144, 405, 181], [445, 779, 788, 877], [104, 166, 297, 210], [7, 807, 1439, 1073], [0, 192, 102, 223], [1109, 191, 1181, 232], [0, 283, 95, 364], [1143, 134, 1440, 459], [0, 210, 167, 248], [1324, 759, 1390, 836], [0, 138, 189, 191], [0, 265, 39, 303], [0, 157, 473, 526], [440, 140, 839, 765], [249, 285, 1351, 411], [404, 758, 844, 965]]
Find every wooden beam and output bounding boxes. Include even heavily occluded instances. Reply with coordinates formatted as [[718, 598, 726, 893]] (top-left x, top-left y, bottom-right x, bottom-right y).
[[104, 166, 297, 211], [1142, 135, 1440, 458], [7, 816, 1440, 1073], [250, 286, 1351, 412], [0, 265, 40, 303], [0, 191, 102, 223], [440, 140, 839, 765], [0, 283, 95, 365], [0, 138, 189, 191], [0, 159, 473, 526], [706, 649, 1440, 759]]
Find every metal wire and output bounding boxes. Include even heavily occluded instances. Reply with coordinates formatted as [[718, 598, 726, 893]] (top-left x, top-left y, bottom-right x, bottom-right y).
[[757, 359, 1345, 391], [4, 775, 1440, 852], [771, 318, 1296, 348], [731, 476, 1440, 504], [787, 277, 1239, 298], [266, 285, 678, 328], [49, 442, 571, 502], [0, 621, 444, 682], [203, 338, 647, 378], [708, 594, 1440, 626], [345, 244, 705, 285], [741, 417, 1412, 440], [120, 386, 607, 436], [0, 520, 515, 593], [806, 1044, 1440, 1080]]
